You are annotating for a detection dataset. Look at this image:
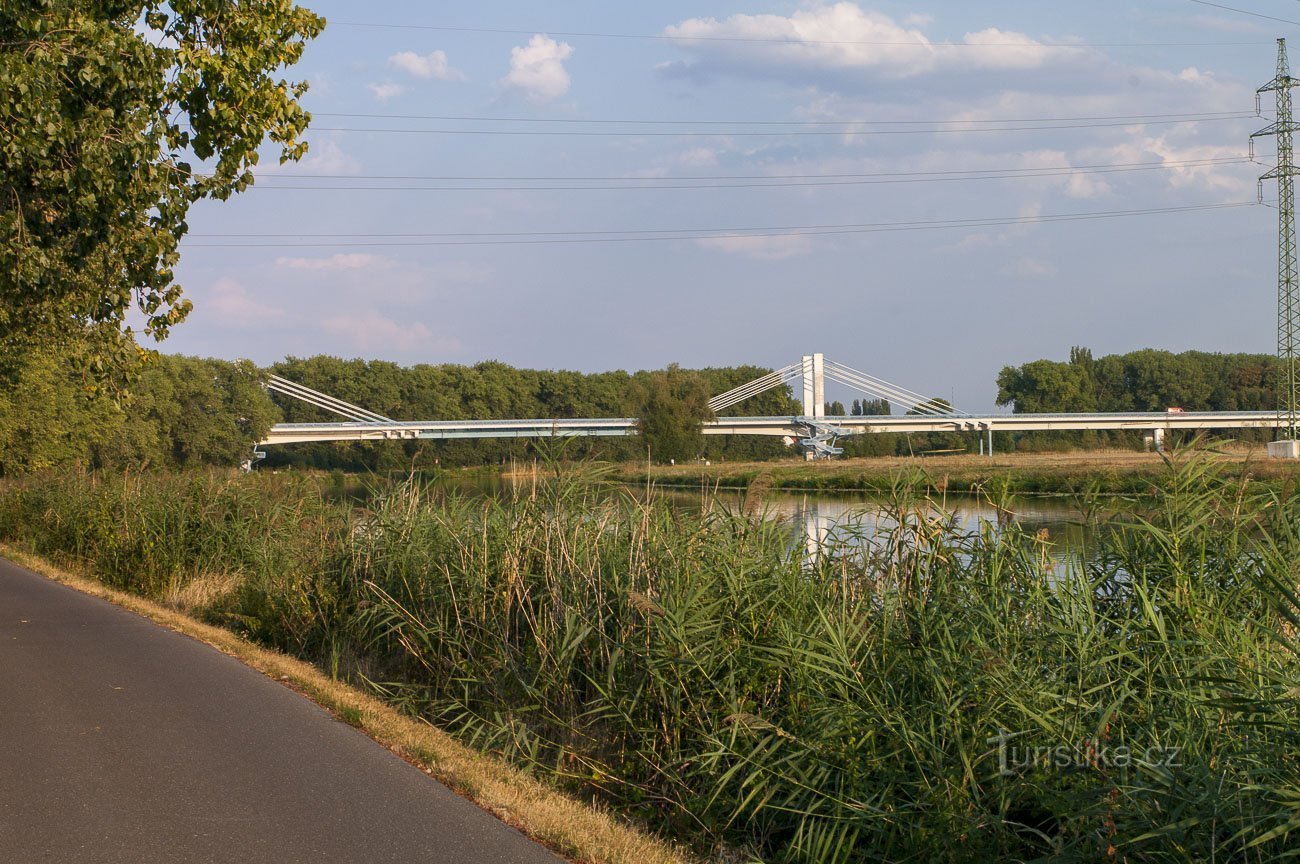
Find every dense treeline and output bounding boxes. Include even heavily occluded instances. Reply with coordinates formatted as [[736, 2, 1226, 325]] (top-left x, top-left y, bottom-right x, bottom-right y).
[[265, 356, 798, 470], [997, 347, 1276, 413], [5, 345, 1282, 476], [0, 349, 800, 475], [996, 347, 1279, 450], [0, 347, 274, 475]]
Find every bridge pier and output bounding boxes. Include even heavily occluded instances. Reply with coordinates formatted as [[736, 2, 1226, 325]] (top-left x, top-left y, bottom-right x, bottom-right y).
[[801, 353, 825, 419]]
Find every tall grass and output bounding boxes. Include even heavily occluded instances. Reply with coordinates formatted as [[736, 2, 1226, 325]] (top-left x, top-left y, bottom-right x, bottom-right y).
[[3, 454, 1300, 861]]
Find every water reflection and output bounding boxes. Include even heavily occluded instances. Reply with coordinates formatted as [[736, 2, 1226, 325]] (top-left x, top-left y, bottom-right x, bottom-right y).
[[439, 472, 1093, 566], [660, 489, 1093, 568]]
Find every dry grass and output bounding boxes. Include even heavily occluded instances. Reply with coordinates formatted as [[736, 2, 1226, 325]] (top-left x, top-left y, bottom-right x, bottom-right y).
[[646, 447, 1257, 477], [625, 443, 1300, 494], [0, 544, 696, 864], [163, 570, 243, 616]]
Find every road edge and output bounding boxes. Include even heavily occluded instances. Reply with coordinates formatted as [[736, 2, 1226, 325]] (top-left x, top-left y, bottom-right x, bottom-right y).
[[0, 544, 695, 864]]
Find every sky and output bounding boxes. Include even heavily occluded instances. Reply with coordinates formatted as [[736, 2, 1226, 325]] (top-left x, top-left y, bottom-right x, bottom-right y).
[[159, 0, 1300, 412]]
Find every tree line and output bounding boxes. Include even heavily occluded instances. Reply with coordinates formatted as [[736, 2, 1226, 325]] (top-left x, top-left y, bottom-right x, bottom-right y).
[[0, 350, 799, 474], [0, 345, 1283, 475], [996, 347, 1278, 449]]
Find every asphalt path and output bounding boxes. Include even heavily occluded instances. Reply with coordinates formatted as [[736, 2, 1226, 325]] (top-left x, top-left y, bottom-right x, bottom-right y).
[[0, 557, 566, 863]]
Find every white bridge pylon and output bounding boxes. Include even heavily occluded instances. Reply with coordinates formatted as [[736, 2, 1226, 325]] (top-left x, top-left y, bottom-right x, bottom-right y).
[[706, 353, 964, 457], [707, 353, 964, 418], [706, 354, 965, 456]]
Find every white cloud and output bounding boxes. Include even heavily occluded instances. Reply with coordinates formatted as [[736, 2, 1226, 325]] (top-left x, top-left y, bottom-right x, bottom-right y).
[[1017, 149, 1113, 199], [696, 234, 812, 260], [661, 3, 1075, 82], [389, 50, 465, 81], [274, 253, 383, 271], [367, 81, 404, 102], [503, 35, 575, 102], [1000, 257, 1058, 278], [268, 140, 361, 176], [321, 311, 458, 354], [678, 147, 720, 168], [207, 277, 284, 324]]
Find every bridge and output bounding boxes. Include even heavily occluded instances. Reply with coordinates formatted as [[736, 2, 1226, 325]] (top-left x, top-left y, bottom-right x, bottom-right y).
[[257, 354, 1286, 460]]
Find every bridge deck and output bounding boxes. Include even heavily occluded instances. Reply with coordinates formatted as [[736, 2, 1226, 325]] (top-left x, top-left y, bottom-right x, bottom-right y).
[[261, 411, 1281, 446]]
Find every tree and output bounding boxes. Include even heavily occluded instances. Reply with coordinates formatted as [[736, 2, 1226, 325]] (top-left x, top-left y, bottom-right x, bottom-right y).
[[825, 400, 846, 416], [906, 396, 953, 416], [861, 398, 891, 416], [102, 356, 279, 467], [627, 364, 714, 463], [996, 361, 1096, 413], [1, 1, 324, 389]]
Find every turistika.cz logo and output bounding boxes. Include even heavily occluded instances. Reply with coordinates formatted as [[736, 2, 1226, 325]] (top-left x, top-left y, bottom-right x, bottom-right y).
[[986, 728, 1184, 777]]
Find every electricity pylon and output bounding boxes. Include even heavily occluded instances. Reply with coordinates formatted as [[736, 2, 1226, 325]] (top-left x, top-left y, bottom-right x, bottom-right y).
[[1254, 38, 1300, 440]]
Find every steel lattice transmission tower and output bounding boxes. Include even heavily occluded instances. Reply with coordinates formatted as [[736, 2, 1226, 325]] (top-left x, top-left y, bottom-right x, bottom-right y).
[[1254, 38, 1300, 441]]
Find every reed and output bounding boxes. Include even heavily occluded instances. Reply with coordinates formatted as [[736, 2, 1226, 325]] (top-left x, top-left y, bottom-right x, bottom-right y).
[[3, 452, 1299, 861]]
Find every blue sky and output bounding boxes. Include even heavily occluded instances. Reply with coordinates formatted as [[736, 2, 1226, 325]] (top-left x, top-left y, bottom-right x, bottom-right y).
[[163, 1, 1296, 411]]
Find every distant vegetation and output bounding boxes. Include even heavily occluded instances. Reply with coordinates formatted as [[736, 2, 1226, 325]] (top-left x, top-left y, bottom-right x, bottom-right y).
[[995, 346, 1278, 450], [0, 347, 274, 475], [5, 456, 1300, 861], [0, 345, 1287, 476], [0, 350, 795, 475], [999, 346, 1278, 412]]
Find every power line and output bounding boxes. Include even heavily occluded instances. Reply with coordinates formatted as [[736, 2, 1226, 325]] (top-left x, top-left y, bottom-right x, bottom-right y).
[[240, 156, 1249, 184], [309, 109, 1255, 127], [301, 114, 1257, 138], [181, 200, 1257, 248], [331, 19, 1268, 49], [237, 158, 1251, 192], [1187, 0, 1300, 27]]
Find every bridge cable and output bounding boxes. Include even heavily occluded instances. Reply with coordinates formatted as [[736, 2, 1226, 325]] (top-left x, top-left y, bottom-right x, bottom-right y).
[[265, 375, 394, 423]]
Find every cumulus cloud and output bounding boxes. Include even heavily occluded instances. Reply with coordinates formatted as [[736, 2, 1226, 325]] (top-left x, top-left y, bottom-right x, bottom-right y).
[[321, 311, 458, 354], [660, 3, 1074, 83], [367, 81, 404, 102], [207, 277, 284, 324], [274, 253, 383, 271], [268, 139, 361, 176], [503, 35, 575, 102], [389, 50, 465, 81], [1000, 257, 1058, 278], [696, 234, 813, 260]]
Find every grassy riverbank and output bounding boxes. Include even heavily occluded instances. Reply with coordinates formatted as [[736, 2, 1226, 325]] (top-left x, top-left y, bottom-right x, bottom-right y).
[[3, 456, 1300, 861], [618, 445, 1300, 495]]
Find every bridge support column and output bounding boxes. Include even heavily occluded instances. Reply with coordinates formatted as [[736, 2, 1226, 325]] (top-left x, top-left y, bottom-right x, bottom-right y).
[[1152, 427, 1166, 452], [801, 353, 825, 418]]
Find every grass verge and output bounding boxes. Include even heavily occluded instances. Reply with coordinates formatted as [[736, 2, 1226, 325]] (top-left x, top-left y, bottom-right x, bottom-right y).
[[0, 543, 694, 864], [618, 446, 1300, 495]]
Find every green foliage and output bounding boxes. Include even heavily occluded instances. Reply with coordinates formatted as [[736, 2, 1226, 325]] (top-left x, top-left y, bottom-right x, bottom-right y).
[[0, 0, 323, 388], [998, 347, 1277, 414], [626, 363, 715, 463], [997, 347, 1280, 450], [5, 456, 1300, 860], [0, 349, 278, 474], [266, 357, 797, 470]]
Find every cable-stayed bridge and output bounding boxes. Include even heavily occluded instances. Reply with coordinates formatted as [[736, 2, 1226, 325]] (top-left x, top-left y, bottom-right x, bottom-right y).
[[258, 354, 1283, 460]]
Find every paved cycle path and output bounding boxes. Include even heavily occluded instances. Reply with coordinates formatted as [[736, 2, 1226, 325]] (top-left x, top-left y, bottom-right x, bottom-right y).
[[0, 557, 565, 863]]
